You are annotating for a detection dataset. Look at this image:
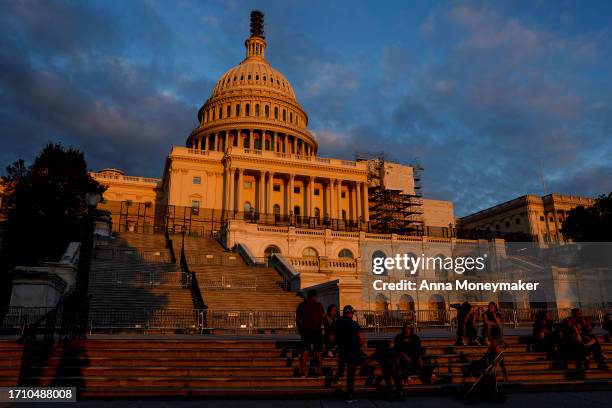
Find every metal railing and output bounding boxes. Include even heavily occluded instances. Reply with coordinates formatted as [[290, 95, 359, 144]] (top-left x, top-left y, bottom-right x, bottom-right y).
[[80, 306, 612, 334], [90, 270, 185, 287], [93, 247, 172, 263], [0, 307, 53, 334], [198, 276, 258, 290]]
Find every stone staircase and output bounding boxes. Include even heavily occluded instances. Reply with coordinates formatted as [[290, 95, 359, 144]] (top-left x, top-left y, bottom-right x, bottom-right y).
[[87, 233, 198, 332], [175, 235, 302, 311], [3, 336, 611, 396]]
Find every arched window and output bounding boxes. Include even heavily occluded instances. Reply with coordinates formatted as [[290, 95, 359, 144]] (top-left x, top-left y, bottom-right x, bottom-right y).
[[372, 250, 387, 276], [273, 204, 280, 215], [274, 107, 279, 119], [302, 247, 318, 257], [218, 107, 222, 119], [255, 104, 260, 116], [245, 103, 250, 116], [338, 249, 354, 259], [212, 109, 216, 120], [375, 293, 389, 312], [290, 112, 293, 123], [265, 105, 270, 118], [236, 104, 241, 117], [433, 254, 447, 278], [282, 109, 286, 121], [399, 294, 415, 311], [264, 245, 281, 264]]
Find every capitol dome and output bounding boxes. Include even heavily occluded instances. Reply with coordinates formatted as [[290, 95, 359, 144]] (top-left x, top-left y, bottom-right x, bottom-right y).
[[188, 11, 316, 156]]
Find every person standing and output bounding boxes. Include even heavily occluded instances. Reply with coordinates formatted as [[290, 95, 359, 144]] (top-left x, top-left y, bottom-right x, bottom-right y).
[[295, 289, 327, 377], [331, 305, 365, 401], [324, 304, 339, 357]]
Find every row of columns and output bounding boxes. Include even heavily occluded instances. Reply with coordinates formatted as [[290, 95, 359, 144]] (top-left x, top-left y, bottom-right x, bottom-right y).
[[223, 168, 369, 222], [191, 130, 314, 157]]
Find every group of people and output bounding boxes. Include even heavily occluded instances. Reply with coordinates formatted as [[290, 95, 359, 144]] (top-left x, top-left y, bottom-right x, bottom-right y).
[[455, 301, 505, 346], [295, 289, 425, 401], [532, 308, 609, 370]]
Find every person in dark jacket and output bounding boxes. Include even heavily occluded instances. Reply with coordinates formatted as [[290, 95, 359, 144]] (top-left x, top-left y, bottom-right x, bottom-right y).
[[324, 304, 339, 357], [331, 305, 365, 401], [394, 321, 425, 381], [296, 289, 327, 377], [532, 310, 555, 356]]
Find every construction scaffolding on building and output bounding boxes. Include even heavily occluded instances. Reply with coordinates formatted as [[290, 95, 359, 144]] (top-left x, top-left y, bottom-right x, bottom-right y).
[[358, 153, 424, 235]]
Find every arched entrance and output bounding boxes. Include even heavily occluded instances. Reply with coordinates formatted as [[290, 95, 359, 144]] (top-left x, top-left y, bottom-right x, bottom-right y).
[[498, 291, 515, 310], [399, 294, 415, 311], [429, 294, 446, 323], [375, 293, 390, 313], [264, 245, 281, 266]]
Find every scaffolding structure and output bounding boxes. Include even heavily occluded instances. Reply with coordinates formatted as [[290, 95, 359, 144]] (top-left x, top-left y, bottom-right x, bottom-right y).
[[358, 153, 424, 235]]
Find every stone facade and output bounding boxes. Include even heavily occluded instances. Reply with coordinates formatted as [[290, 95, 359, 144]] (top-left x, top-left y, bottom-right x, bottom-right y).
[[459, 193, 594, 243]]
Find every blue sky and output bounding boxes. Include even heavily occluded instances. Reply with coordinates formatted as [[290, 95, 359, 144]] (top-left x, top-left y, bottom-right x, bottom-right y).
[[1, 0, 611, 215]]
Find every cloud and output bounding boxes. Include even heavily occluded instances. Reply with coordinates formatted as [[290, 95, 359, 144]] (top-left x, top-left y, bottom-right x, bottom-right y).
[[0, 1, 610, 217]]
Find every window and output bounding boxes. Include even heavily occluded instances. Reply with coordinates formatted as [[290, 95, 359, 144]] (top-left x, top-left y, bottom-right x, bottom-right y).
[[265, 105, 270, 117], [282, 109, 286, 121], [314, 188, 320, 196], [290, 112, 293, 123], [293, 186, 300, 194], [226, 105, 231, 117], [236, 104, 241, 116], [372, 250, 387, 275], [192, 176, 201, 185], [248, 74, 251, 80], [274, 107, 279, 119], [341, 192, 346, 198], [218, 107, 222, 119], [273, 184, 281, 192], [540, 216, 545, 221], [338, 249, 354, 259], [505, 221, 510, 227], [255, 104, 260, 116], [244, 181, 252, 189], [246, 104, 250, 116], [293, 206, 301, 216], [191, 200, 200, 215], [303, 247, 318, 257], [516, 218, 521, 225], [256, 74, 259, 80]]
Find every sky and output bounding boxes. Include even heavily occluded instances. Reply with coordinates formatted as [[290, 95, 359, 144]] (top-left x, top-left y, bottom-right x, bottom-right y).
[[1, 0, 611, 216]]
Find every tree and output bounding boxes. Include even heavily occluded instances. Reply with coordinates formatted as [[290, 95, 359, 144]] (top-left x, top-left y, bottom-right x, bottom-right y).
[[561, 193, 612, 242], [1, 143, 105, 266]]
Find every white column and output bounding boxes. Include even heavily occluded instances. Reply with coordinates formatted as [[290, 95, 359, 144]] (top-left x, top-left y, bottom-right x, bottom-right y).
[[336, 180, 342, 220], [356, 182, 362, 223], [258, 171, 265, 213], [289, 174, 295, 215], [267, 172, 274, 214], [363, 182, 369, 222], [308, 177, 314, 218], [228, 168, 235, 212], [237, 169, 244, 212]]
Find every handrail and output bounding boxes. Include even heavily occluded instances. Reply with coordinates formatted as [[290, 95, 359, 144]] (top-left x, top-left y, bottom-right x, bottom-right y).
[[269, 254, 301, 292], [235, 243, 265, 266], [178, 233, 205, 309]]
